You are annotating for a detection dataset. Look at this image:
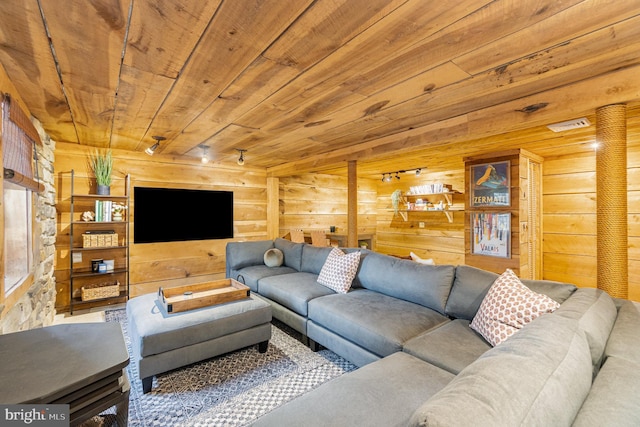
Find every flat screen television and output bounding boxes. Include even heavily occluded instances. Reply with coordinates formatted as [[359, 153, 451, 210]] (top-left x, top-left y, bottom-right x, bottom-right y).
[[134, 187, 233, 243]]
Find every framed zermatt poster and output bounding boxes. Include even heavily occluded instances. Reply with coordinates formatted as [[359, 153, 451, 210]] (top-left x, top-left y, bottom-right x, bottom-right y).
[[470, 160, 510, 207]]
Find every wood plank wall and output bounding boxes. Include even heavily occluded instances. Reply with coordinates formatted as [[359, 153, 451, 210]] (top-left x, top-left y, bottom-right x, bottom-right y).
[[369, 148, 640, 301], [278, 174, 377, 239], [375, 168, 466, 264], [54, 143, 269, 309], [53, 142, 640, 307], [543, 147, 640, 302]]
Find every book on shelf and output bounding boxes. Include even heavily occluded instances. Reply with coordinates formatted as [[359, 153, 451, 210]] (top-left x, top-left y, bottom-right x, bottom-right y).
[[94, 200, 113, 222], [103, 200, 112, 222]]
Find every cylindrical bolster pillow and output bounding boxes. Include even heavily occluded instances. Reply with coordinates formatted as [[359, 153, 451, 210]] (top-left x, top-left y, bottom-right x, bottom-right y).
[[264, 248, 284, 267]]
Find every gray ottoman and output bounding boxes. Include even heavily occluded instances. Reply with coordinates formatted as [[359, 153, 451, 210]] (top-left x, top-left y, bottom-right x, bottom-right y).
[[126, 292, 272, 393]]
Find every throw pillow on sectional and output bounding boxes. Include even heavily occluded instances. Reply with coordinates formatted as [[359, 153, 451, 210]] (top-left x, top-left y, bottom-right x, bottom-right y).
[[317, 247, 361, 293], [470, 268, 560, 346], [410, 251, 435, 265], [264, 248, 284, 267]]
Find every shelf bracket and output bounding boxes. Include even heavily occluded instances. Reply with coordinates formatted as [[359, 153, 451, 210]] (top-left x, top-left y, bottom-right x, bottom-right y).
[[444, 210, 453, 223]]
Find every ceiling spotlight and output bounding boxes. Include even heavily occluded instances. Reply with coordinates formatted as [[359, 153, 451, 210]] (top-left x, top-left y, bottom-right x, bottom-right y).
[[384, 174, 392, 182], [236, 148, 247, 166], [415, 168, 422, 176], [145, 136, 165, 156], [200, 145, 209, 164]]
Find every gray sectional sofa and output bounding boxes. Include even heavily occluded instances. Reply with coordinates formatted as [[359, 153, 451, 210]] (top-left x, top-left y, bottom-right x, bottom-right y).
[[225, 238, 640, 426]]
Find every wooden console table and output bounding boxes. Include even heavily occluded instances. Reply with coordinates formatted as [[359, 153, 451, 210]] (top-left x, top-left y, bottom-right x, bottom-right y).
[[326, 232, 375, 249], [0, 323, 130, 426]]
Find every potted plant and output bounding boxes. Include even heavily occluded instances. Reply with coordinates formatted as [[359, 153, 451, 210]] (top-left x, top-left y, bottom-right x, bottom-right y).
[[89, 149, 113, 195], [112, 202, 127, 221], [391, 189, 404, 215]]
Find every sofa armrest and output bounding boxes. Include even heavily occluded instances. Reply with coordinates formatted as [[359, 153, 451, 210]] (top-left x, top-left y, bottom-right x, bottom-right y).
[[225, 240, 274, 275]]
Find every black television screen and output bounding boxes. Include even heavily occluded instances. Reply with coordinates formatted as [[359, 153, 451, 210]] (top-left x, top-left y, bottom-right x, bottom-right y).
[[134, 187, 233, 243]]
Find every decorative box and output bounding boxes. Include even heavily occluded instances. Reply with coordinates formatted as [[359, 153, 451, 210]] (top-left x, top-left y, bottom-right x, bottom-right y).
[[158, 279, 250, 314], [82, 232, 118, 248]]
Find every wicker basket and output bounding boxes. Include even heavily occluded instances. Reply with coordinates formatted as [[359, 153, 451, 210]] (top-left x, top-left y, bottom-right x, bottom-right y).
[[81, 281, 120, 301], [82, 233, 118, 248]]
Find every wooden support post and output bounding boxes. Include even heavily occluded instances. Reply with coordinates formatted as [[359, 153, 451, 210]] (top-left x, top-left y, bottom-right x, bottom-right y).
[[347, 161, 358, 248], [596, 104, 628, 299], [266, 176, 280, 239]]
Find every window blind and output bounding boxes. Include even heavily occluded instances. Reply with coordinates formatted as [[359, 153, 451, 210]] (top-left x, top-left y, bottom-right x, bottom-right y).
[[2, 93, 44, 193]]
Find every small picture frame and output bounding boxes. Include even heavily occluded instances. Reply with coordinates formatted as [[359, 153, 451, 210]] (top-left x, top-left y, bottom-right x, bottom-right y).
[[470, 160, 510, 207], [471, 212, 511, 258]]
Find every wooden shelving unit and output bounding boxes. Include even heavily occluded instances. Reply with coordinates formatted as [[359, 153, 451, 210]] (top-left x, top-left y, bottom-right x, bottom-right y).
[[68, 170, 130, 314]]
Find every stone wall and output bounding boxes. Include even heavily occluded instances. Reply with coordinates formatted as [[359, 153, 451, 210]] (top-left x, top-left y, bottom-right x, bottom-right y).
[[0, 119, 57, 333]]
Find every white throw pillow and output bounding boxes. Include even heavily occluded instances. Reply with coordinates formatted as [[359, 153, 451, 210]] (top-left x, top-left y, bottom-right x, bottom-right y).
[[317, 248, 361, 293], [263, 248, 284, 267], [470, 268, 560, 346], [410, 252, 435, 265]]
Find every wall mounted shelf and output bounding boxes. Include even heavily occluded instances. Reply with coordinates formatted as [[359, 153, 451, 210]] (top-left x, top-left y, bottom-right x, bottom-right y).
[[394, 191, 462, 222]]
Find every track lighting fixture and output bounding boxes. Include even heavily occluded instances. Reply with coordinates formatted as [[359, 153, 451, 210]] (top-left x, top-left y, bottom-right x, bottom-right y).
[[381, 167, 427, 182], [145, 136, 165, 156], [200, 145, 209, 164], [381, 173, 392, 182], [236, 148, 247, 166]]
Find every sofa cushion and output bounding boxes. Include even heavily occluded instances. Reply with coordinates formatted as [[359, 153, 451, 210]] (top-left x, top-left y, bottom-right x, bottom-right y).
[[553, 288, 617, 375], [258, 272, 334, 316], [317, 247, 361, 293], [572, 356, 640, 427], [403, 319, 491, 374], [446, 265, 576, 321], [522, 277, 577, 302], [470, 269, 560, 346], [308, 289, 450, 358], [300, 244, 334, 274], [409, 315, 593, 427], [274, 237, 304, 270], [225, 240, 274, 271], [357, 252, 455, 314], [604, 299, 640, 364], [230, 264, 297, 292], [251, 352, 455, 427], [263, 248, 283, 267]]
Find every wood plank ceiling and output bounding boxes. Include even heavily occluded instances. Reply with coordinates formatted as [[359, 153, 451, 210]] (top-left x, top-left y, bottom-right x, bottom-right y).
[[0, 0, 639, 179]]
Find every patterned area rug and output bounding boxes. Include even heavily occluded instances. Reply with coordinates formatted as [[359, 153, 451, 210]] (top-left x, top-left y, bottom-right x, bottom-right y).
[[104, 309, 356, 426]]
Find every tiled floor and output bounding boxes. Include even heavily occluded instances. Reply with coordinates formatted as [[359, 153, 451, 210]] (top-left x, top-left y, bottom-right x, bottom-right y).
[[53, 303, 125, 325]]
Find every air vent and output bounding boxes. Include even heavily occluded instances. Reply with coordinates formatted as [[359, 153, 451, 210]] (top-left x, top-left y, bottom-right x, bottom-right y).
[[547, 117, 591, 132]]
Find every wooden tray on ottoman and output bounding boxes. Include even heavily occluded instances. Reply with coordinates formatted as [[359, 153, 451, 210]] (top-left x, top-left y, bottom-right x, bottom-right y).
[[158, 278, 250, 313]]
